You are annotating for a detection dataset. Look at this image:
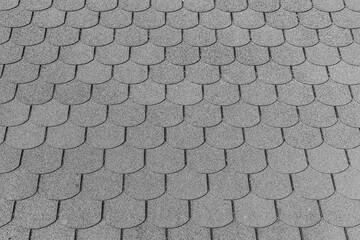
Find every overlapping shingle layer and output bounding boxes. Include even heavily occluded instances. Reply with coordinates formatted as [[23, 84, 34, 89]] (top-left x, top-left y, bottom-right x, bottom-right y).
[[1, 0, 360, 239]]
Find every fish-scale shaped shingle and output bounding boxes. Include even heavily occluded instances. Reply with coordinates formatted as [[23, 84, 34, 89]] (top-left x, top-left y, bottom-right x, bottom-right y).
[[114, 61, 148, 84], [109, 100, 145, 127], [0, 6, 31, 27], [60, 42, 94, 65], [77, 221, 120, 240], [123, 221, 166, 240], [215, 0, 247, 12], [292, 61, 328, 85], [96, 42, 129, 65], [206, 122, 244, 149], [131, 42, 165, 66], [265, 8, 299, 29], [200, 8, 231, 29], [12, 193, 57, 229], [54, 80, 91, 105], [293, 167, 334, 199], [217, 25, 250, 47], [258, 220, 301, 240], [167, 165, 208, 199], [257, 61, 292, 84], [150, 24, 182, 47], [0, 81, 16, 104], [58, 193, 102, 229], [241, 80, 277, 106], [306, 43, 340, 66], [285, 25, 318, 47], [335, 167, 360, 199], [22, 143, 62, 174], [152, 0, 182, 12], [69, 100, 107, 127], [234, 193, 276, 227], [133, 7, 165, 29], [0, 0, 18, 10], [298, 100, 337, 128], [17, 79, 54, 105], [104, 193, 145, 228], [12, 24, 45, 46], [126, 121, 165, 149], [284, 122, 323, 149], [47, 24, 80, 47], [33, 8, 65, 28], [167, 42, 200, 65], [184, 0, 215, 12], [323, 122, 360, 149], [185, 100, 221, 127], [0, 198, 13, 227], [168, 121, 204, 149], [167, 8, 199, 29], [53, 0, 84, 11], [167, 79, 202, 105], [236, 42, 270, 66], [271, 42, 305, 66], [308, 143, 348, 173], [245, 122, 283, 149], [227, 143, 267, 173], [30, 99, 68, 127], [210, 167, 249, 199], [86, 0, 117, 11], [278, 79, 315, 106], [188, 143, 226, 173], [125, 166, 165, 200], [345, 0, 360, 11], [193, 192, 233, 228], [92, 80, 128, 105], [21, 0, 50, 11], [303, 220, 347, 240], [282, 0, 312, 12], [340, 42, 360, 66], [0, 167, 38, 200], [120, 0, 150, 12], [99, 7, 132, 29], [63, 143, 103, 174], [315, 79, 352, 106], [261, 101, 298, 127], [2, 60, 39, 84], [0, 99, 30, 126], [148, 193, 189, 228], [251, 25, 285, 47], [313, 0, 345, 12], [186, 61, 220, 84], [319, 25, 353, 47], [46, 122, 85, 149], [251, 166, 292, 199], [147, 100, 183, 127], [221, 61, 256, 85], [147, 143, 185, 174], [184, 25, 216, 47], [338, 100, 360, 127], [24, 41, 59, 65], [233, 8, 265, 29], [299, 8, 332, 29], [0, 144, 21, 173], [348, 225, 360, 240], [149, 60, 184, 84], [81, 25, 114, 47], [77, 60, 112, 84], [332, 8, 360, 29], [277, 192, 321, 227], [268, 142, 307, 173], [0, 26, 10, 44], [6, 122, 45, 149], [223, 100, 260, 127], [67, 8, 98, 29], [168, 220, 210, 240], [105, 143, 144, 174], [249, 0, 280, 12], [82, 168, 123, 200], [321, 192, 360, 227], [0, 224, 30, 239], [204, 80, 240, 105]]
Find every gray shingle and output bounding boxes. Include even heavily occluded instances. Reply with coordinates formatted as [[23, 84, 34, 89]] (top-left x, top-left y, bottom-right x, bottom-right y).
[[0, 6, 32, 27], [233, 8, 265, 29], [92, 79, 128, 105], [302, 220, 347, 240], [257, 61, 292, 84], [24, 41, 59, 65], [218, 25, 250, 47], [293, 61, 328, 85], [261, 101, 298, 127], [335, 167, 360, 199], [12, 24, 45, 46], [133, 7, 165, 29], [265, 8, 298, 29], [46, 122, 85, 149], [206, 122, 244, 149], [319, 25, 353, 47], [223, 100, 260, 127], [131, 42, 165, 66], [17, 79, 53, 105], [69, 100, 107, 127], [315, 80, 352, 106], [86, 0, 117, 11], [67, 8, 99, 29], [298, 100, 337, 128], [338, 100, 360, 127], [168, 8, 199, 30], [105, 144, 144, 174], [152, 0, 182, 12], [32, 7, 65, 28], [167, 42, 200, 65], [332, 8, 360, 29], [120, 0, 150, 12], [167, 79, 203, 105], [0, 41, 23, 64], [109, 100, 146, 127], [282, 0, 312, 12], [283, 122, 323, 149], [2, 60, 39, 84], [278, 79, 314, 106], [47, 24, 80, 47], [258, 220, 301, 240], [150, 25, 182, 47], [0, 99, 30, 126], [126, 121, 165, 149], [340, 43, 360, 66], [147, 143, 185, 174], [236, 42, 269, 66], [251, 25, 284, 47], [100, 7, 132, 29], [299, 8, 332, 29], [6, 122, 45, 149], [245, 122, 283, 149], [0, 144, 21, 173], [241, 80, 277, 106], [147, 100, 184, 127], [204, 80, 240, 105], [306, 43, 340, 66], [149, 60, 184, 84], [313, 0, 344, 12], [77, 221, 121, 240], [221, 61, 256, 85], [53, 0, 84, 11], [0, 81, 15, 104], [215, 0, 247, 12], [271, 42, 305, 66], [81, 25, 114, 47], [285, 25, 318, 47], [186, 61, 220, 84], [200, 8, 231, 29], [185, 100, 222, 127], [323, 122, 360, 149], [30, 99, 68, 127], [168, 122, 204, 149], [184, 25, 216, 47], [184, 0, 215, 12]]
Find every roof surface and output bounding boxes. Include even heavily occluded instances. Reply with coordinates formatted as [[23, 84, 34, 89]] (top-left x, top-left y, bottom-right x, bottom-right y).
[[0, 0, 360, 239]]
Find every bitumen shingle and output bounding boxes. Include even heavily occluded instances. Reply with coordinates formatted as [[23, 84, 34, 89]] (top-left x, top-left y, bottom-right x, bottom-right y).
[[1, 0, 360, 239]]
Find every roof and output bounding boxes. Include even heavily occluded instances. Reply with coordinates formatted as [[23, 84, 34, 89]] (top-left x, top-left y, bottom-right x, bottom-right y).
[[0, 0, 360, 239]]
